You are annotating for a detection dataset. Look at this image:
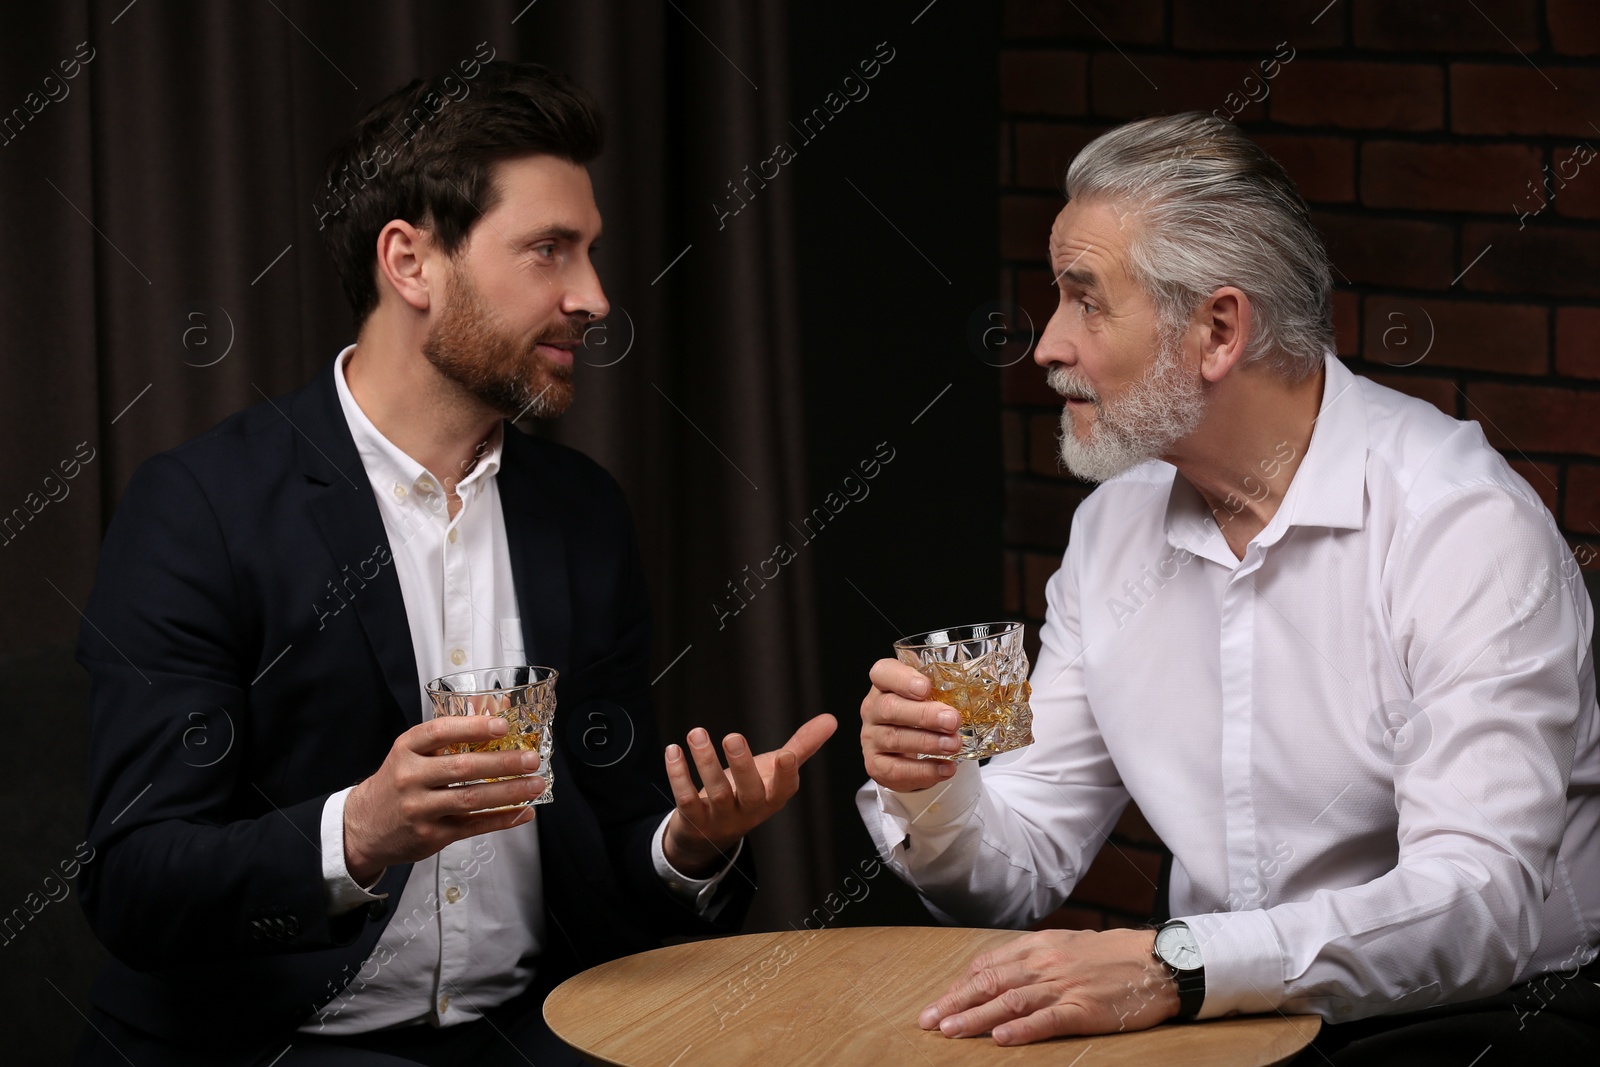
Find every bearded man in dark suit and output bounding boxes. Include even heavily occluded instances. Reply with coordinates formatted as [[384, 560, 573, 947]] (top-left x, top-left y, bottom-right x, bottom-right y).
[[75, 60, 834, 1066]]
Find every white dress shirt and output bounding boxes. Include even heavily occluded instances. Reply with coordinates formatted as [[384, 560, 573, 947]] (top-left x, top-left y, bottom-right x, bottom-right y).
[[859, 353, 1600, 1024], [303, 345, 737, 1033]]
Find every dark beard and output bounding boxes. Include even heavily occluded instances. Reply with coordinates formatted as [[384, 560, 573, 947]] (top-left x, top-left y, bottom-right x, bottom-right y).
[[421, 265, 579, 420]]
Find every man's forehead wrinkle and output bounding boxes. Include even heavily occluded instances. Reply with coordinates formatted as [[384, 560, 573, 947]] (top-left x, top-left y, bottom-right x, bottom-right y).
[[1050, 229, 1123, 292]]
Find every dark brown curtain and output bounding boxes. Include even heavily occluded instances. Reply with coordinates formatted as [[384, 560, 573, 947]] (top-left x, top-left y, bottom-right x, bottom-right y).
[[0, 0, 828, 967]]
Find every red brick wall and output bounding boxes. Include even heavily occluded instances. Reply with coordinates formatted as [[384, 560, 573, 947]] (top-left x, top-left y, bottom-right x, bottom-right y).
[[998, 0, 1600, 932]]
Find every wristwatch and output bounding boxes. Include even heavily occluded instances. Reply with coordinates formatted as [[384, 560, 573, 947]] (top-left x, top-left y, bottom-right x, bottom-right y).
[[1152, 919, 1206, 1020]]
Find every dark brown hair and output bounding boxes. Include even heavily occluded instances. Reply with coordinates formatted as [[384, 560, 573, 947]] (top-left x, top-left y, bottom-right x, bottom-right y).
[[315, 59, 603, 327]]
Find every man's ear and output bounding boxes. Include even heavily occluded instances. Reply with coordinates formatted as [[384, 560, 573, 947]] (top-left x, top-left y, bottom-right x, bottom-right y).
[[375, 220, 434, 313], [1197, 286, 1252, 385]]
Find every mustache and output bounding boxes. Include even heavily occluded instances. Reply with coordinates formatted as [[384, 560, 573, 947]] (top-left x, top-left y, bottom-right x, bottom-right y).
[[532, 318, 592, 347], [1046, 366, 1097, 402]]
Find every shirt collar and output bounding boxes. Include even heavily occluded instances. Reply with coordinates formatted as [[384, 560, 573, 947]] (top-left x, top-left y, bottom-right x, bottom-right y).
[[1276, 351, 1367, 532], [1164, 351, 1368, 556], [332, 345, 504, 507]]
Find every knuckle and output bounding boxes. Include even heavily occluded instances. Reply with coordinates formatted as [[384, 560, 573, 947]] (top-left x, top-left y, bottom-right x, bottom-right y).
[[975, 969, 1003, 998], [999, 987, 1031, 1014], [1041, 1004, 1076, 1031]]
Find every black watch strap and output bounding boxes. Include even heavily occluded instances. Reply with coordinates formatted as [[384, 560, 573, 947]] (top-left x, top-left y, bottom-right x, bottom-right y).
[[1153, 920, 1207, 1020], [1170, 962, 1206, 1019]]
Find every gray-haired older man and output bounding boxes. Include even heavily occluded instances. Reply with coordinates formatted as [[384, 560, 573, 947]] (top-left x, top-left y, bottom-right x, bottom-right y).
[[857, 112, 1600, 1064]]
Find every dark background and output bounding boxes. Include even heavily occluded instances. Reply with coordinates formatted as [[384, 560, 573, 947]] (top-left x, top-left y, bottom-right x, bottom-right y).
[[4, 0, 1599, 1061], [789, 5, 1001, 927]]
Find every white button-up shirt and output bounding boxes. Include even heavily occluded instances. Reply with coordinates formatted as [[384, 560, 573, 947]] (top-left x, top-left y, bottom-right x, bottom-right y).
[[305, 346, 735, 1033], [859, 353, 1600, 1023]]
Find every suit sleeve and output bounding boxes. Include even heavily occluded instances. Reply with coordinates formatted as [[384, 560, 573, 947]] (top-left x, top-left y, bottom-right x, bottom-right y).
[[77, 454, 365, 972]]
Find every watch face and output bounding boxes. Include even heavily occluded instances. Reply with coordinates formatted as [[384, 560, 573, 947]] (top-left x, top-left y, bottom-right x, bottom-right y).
[[1156, 925, 1202, 971]]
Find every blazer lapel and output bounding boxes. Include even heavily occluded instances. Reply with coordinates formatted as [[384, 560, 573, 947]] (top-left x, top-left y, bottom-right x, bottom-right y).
[[497, 429, 572, 678], [291, 367, 421, 729], [497, 429, 585, 857]]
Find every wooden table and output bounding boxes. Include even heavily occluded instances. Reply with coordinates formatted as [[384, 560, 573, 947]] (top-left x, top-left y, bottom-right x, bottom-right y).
[[545, 926, 1320, 1066]]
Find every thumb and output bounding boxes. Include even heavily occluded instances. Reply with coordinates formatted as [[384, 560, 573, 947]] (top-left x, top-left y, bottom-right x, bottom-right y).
[[781, 713, 838, 766]]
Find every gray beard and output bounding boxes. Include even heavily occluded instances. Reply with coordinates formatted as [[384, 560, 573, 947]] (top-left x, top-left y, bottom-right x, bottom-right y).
[[1050, 332, 1207, 483]]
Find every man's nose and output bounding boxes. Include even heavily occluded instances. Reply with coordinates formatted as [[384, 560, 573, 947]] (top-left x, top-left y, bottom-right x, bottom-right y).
[[564, 262, 609, 323], [1034, 304, 1075, 369]]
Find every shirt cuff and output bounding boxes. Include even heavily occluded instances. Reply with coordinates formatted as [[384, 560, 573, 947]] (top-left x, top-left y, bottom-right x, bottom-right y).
[[321, 786, 389, 916], [1180, 908, 1286, 1018], [652, 811, 742, 913], [866, 761, 984, 857]]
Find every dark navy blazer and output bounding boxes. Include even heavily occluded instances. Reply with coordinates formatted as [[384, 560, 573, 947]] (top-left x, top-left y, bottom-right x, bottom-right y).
[[75, 364, 753, 1054]]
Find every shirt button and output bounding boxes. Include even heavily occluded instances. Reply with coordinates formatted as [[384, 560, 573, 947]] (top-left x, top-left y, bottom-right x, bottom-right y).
[[445, 885, 461, 904], [392, 484, 406, 499], [438, 995, 450, 1014], [418, 479, 435, 493], [450, 648, 466, 666], [448, 528, 459, 543]]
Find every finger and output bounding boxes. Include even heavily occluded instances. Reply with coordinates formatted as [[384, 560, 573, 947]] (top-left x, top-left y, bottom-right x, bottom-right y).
[[937, 983, 1063, 1040], [868, 658, 931, 700], [722, 733, 765, 803], [866, 692, 960, 734], [920, 960, 1039, 1029], [765, 747, 801, 806], [779, 713, 838, 765], [410, 714, 512, 755], [993, 1004, 1094, 1046], [866, 752, 957, 792], [421, 748, 542, 789], [870, 723, 963, 758], [438, 774, 545, 816], [664, 744, 703, 808], [686, 727, 734, 805]]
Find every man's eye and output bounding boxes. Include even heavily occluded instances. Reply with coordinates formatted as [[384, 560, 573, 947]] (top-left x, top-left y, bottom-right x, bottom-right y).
[[1078, 298, 1098, 315], [531, 243, 556, 258]]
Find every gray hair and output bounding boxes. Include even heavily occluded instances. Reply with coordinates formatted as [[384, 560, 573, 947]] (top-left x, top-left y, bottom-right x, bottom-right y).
[[1065, 112, 1334, 382]]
